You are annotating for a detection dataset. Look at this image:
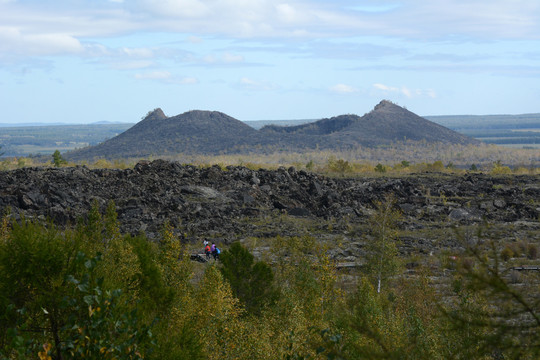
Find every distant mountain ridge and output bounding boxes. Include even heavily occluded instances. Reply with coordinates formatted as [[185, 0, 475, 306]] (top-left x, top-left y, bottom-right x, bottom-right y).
[[66, 100, 480, 161]]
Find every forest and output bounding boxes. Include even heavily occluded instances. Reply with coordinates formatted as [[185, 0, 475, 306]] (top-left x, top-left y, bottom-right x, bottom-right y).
[[1, 197, 539, 360]]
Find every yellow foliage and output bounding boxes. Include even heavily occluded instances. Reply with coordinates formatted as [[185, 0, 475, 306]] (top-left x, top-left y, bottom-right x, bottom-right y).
[[158, 221, 192, 289], [165, 266, 242, 359], [0, 216, 9, 244], [38, 343, 53, 360], [99, 234, 141, 299], [491, 162, 512, 175], [92, 158, 114, 169]]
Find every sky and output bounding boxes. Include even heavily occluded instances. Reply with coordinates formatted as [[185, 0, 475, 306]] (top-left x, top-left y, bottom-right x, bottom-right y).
[[1, 0, 539, 124]]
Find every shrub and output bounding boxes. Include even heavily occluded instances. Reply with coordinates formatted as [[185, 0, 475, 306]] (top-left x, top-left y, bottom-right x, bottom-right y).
[[460, 257, 475, 271], [500, 246, 513, 261], [429, 160, 445, 171], [328, 158, 353, 175], [508, 243, 522, 258], [374, 163, 386, 173], [51, 150, 67, 167], [527, 243, 538, 260], [491, 161, 512, 175]]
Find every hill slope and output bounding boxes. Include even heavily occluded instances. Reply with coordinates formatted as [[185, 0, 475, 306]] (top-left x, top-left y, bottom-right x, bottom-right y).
[[258, 100, 478, 149], [333, 100, 476, 146], [68, 109, 258, 160], [67, 101, 479, 161]]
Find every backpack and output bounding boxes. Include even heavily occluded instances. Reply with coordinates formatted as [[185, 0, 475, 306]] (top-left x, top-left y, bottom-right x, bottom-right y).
[[216, 248, 221, 254]]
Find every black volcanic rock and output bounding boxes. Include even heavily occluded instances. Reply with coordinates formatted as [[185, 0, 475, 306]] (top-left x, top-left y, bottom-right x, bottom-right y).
[[68, 110, 257, 160], [260, 115, 357, 135], [0, 162, 538, 260], [144, 108, 167, 121], [66, 101, 479, 161], [341, 100, 478, 145]]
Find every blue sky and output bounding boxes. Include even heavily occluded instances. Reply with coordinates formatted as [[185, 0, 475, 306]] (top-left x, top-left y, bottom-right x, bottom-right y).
[[1, 0, 539, 124]]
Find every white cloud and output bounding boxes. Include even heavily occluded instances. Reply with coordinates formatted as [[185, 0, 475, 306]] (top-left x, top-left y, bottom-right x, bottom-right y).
[[373, 83, 437, 99], [330, 84, 358, 94], [121, 47, 154, 58], [84, 45, 157, 70], [110, 60, 155, 70], [0, 0, 539, 76], [187, 36, 203, 44], [135, 71, 172, 80], [135, 71, 198, 84], [138, 0, 209, 18], [202, 52, 244, 64], [275, 3, 300, 23], [373, 83, 396, 92], [401, 87, 412, 98], [130, 0, 357, 37], [0, 26, 83, 56], [222, 53, 244, 63], [179, 77, 198, 84], [382, 0, 540, 39], [348, 4, 401, 13], [239, 77, 276, 91], [1, 0, 538, 64]]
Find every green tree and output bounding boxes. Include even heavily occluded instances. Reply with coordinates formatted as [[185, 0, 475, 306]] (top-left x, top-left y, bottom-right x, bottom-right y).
[[334, 276, 444, 360], [219, 242, 278, 315], [328, 157, 353, 176], [0, 219, 85, 358], [52, 150, 66, 167], [365, 194, 402, 293], [0, 244, 154, 359], [374, 163, 386, 173], [59, 254, 153, 360], [270, 235, 342, 326], [0, 207, 212, 360], [491, 160, 512, 174], [441, 229, 540, 359], [428, 161, 444, 172], [129, 235, 175, 315]]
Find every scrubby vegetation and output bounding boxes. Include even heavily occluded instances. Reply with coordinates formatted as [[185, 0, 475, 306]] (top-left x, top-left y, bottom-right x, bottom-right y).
[[1, 200, 539, 359], [1, 143, 539, 176]]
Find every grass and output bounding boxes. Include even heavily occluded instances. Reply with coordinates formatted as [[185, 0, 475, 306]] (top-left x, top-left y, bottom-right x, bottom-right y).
[[2, 149, 539, 177]]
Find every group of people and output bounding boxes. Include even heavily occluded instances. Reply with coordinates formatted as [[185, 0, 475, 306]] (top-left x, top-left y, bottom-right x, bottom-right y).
[[204, 239, 220, 260]]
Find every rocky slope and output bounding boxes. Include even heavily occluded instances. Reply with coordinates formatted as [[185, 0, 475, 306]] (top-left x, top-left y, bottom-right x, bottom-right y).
[[261, 100, 477, 147], [66, 101, 479, 161], [67, 109, 258, 160], [1, 161, 538, 263]]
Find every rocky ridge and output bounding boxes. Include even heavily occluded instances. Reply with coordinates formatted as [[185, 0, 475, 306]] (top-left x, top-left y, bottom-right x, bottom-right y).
[[1, 161, 538, 262], [66, 101, 479, 161]]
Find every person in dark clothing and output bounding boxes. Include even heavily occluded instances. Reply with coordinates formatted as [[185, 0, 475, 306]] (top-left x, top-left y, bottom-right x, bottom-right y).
[[211, 242, 220, 260]]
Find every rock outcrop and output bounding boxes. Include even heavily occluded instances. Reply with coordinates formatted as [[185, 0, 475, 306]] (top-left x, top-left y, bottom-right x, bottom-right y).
[[0, 161, 538, 261]]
